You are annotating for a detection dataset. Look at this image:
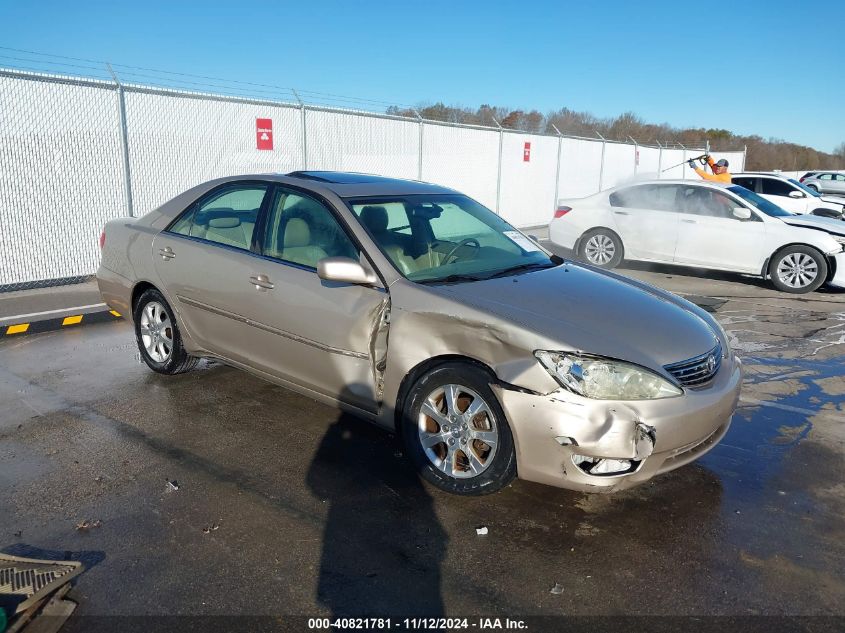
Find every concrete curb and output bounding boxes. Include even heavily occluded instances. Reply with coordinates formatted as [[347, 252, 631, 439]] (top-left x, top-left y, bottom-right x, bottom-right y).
[[1, 309, 123, 337]]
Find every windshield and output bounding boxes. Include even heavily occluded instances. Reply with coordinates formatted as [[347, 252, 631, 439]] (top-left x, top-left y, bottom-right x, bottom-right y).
[[348, 194, 557, 283], [789, 178, 821, 197], [728, 185, 795, 217]]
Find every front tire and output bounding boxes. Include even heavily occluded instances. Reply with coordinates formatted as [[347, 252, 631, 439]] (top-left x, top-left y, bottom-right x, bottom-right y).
[[133, 288, 198, 374], [578, 228, 624, 269], [769, 246, 827, 294], [401, 363, 517, 496]]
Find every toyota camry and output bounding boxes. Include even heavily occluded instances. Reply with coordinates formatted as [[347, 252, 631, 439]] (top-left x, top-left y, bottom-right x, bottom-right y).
[[97, 172, 741, 495]]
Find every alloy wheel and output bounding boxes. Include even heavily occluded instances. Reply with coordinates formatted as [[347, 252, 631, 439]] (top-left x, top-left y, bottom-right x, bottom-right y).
[[776, 252, 819, 289], [417, 384, 499, 479], [139, 301, 173, 363], [585, 234, 616, 265]]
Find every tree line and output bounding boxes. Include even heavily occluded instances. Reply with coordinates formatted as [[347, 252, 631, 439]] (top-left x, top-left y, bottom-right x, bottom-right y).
[[386, 103, 845, 172]]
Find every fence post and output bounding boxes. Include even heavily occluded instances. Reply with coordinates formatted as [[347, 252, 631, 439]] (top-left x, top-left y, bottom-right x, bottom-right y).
[[414, 109, 423, 181], [292, 89, 307, 170], [595, 131, 606, 192], [492, 117, 503, 214], [657, 141, 663, 178], [628, 135, 638, 176], [552, 124, 563, 213], [106, 64, 134, 218], [743, 144, 748, 171], [679, 142, 687, 180]]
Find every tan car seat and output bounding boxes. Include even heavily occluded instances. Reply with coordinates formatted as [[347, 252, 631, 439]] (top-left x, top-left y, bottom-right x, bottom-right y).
[[359, 206, 417, 274], [280, 218, 328, 267]]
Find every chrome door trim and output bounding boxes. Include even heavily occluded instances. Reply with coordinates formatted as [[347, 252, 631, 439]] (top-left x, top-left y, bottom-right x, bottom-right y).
[[176, 295, 369, 360]]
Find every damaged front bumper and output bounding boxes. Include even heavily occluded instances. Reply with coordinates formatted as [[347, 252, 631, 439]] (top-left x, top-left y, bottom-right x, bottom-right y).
[[491, 356, 742, 493], [826, 252, 845, 290]]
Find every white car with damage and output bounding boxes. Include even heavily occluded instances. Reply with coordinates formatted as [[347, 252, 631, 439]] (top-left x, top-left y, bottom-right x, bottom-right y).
[[549, 179, 845, 294]]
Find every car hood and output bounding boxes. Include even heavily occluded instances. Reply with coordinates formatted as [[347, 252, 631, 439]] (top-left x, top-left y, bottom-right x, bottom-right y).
[[820, 194, 845, 205], [780, 214, 845, 236], [437, 263, 719, 370]]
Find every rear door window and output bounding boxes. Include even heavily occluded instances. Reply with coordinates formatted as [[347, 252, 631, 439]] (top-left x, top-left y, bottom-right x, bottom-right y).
[[609, 184, 679, 211], [169, 184, 267, 251]]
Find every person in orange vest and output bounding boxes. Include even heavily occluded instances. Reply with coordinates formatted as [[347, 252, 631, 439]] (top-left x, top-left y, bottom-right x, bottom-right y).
[[689, 155, 731, 183]]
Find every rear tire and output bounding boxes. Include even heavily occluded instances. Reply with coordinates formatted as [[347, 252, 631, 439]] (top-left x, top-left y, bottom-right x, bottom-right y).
[[806, 183, 820, 193], [133, 288, 198, 374], [578, 228, 624, 269], [768, 246, 827, 294], [400, 363, 517, 496]]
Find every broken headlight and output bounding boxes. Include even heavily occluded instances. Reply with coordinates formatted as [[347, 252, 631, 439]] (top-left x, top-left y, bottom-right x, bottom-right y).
[[535, 351, 682, 400]]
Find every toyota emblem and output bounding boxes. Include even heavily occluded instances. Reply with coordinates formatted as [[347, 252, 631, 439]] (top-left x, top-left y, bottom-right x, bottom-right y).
[[706, 354, 716, 374]]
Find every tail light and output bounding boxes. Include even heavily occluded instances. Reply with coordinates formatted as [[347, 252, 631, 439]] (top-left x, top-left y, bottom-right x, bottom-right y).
[[554, 206, 572, 219], [99, 230, 106, 249], [799, 177, 806, 182]]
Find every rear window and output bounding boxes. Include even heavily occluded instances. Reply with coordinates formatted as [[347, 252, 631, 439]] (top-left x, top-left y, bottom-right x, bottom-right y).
[[731, 176, 757, 191]]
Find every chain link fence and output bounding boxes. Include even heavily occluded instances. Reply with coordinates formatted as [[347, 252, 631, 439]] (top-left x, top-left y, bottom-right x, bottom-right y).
[[0, 66, 746, 291]]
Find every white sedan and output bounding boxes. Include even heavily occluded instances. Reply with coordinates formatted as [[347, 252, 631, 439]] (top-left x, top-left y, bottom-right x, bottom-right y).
[[549, 180, 845, 294], [731, 172, 845, 217]]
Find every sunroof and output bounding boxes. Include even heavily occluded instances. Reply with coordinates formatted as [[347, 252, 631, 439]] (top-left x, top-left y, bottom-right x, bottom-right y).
[[286, 171, 399, 184]]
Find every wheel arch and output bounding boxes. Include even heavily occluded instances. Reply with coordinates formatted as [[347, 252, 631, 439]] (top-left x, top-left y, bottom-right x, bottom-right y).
[[394, 354, 499, 431], [131, 280, 159, 315], [765, 242, 830, 279]]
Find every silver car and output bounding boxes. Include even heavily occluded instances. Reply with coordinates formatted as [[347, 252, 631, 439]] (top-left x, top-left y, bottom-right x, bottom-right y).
[[802, 172, 845, 195], [97, 172, 741, 495]]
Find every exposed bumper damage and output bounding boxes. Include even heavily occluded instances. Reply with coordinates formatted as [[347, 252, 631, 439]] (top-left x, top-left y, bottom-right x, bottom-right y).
[[827, 252, 845, 290], [490, 356, 742, 493]]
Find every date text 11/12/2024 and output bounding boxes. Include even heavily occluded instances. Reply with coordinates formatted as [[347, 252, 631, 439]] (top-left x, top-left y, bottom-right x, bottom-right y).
[[307, 617, 528, 630]]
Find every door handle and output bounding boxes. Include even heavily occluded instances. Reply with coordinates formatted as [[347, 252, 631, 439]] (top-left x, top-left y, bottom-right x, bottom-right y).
[[613, 211, 629, 215], [249, 274, 274, 290], [681, 219, 697, 224], [159, 246, 175, 260]]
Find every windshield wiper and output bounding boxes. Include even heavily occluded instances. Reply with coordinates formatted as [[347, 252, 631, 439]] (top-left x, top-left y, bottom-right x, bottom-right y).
[[418, 273, 486, 285], [484, 261, 558, 280]]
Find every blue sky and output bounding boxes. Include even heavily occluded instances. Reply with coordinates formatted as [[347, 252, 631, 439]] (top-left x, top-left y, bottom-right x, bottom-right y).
[[1, 0, 842, 152]]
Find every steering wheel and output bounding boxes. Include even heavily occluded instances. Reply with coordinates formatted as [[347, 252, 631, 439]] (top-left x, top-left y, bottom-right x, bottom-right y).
[[440, 238, 481, 266]]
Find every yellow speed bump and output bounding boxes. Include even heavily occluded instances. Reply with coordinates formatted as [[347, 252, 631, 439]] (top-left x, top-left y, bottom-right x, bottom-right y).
[[61, 315, 83, 326], [1, 309, 122, 337]]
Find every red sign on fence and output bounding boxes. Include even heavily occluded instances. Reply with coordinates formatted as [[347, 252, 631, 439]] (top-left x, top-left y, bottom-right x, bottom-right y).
[[523, 142, 531, 162], [256, 118, 273, 150]]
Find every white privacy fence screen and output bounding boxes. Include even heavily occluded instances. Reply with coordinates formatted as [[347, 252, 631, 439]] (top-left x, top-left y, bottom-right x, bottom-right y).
[[0, 68, 746, 288]]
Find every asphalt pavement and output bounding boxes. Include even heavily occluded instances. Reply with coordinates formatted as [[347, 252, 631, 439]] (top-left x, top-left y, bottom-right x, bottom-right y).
[[1, 257, 844, 623]]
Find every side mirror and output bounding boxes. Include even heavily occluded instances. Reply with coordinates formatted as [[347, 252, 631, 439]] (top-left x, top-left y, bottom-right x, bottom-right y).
[[317, 257, 378, 285], [732, 207, 752, 220], [788, 190, 805, 199]]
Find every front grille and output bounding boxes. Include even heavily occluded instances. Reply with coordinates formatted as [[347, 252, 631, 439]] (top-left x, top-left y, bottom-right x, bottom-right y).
[[664, 342, 722, 387]]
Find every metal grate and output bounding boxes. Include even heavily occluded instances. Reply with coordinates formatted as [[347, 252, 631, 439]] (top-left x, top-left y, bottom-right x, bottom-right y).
[[664, 341, 722, 387]]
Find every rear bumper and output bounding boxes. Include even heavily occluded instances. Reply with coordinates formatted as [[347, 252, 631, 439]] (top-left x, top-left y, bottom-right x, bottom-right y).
[[96, 265, 133, 317], [493, 355, 742, 493], [548, 219, 579, 250]]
